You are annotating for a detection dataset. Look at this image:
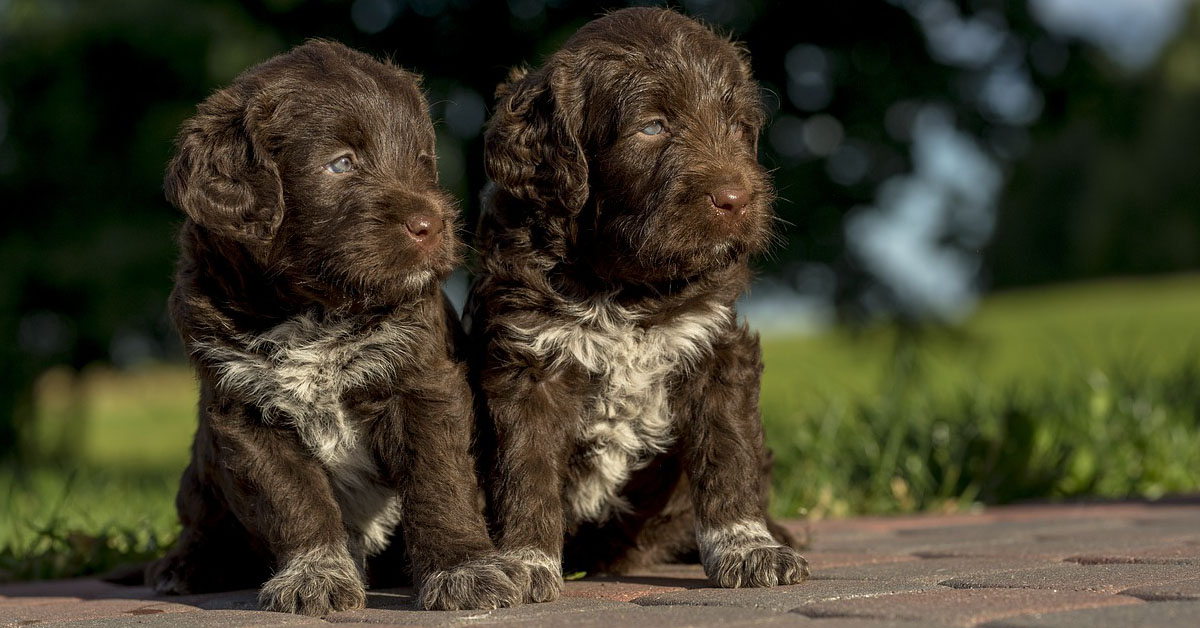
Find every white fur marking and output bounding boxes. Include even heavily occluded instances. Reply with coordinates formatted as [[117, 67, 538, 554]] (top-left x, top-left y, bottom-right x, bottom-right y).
[[696, 519, 778, 575], [195, 311, 419, 553], [503, 548, 560, 575], [258, 543, 364, 613], [505, 298, 731, 522]]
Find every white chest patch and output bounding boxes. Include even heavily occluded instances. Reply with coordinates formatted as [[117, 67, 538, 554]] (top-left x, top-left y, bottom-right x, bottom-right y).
[[506, 299, 731, 523], [195, 311, 420, 553]]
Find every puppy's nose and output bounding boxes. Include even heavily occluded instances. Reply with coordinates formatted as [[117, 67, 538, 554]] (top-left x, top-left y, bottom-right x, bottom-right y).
[[709, 187, 750, 214], [404, 214, 444, 243]]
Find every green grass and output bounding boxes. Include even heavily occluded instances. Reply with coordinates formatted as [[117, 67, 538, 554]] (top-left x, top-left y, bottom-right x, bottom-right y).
[[2, 273, 1199, 580], [761, 274, 1200, 518], [1, 367, 194, 581]]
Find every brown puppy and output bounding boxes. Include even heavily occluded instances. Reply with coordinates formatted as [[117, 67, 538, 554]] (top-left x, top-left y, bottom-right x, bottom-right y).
[[147, 40, 523, 615], [468, 8, 808, 603]]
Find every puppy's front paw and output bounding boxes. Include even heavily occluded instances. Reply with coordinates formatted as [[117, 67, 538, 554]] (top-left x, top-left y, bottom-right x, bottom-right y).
[[258, 546, 365, 616], [501, 548, 562, 603], [700, 520, 810, 588], [418, 554, 524, 611], [146, 553, 195, 595]]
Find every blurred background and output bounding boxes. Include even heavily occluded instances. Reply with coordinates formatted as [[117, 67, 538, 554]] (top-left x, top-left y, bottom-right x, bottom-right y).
[[2, 0, 1199, 580]]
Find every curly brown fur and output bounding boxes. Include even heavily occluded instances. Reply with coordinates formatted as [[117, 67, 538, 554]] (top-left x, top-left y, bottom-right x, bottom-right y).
[[146, 40, 521, 615], [467, 8, 808, 602]]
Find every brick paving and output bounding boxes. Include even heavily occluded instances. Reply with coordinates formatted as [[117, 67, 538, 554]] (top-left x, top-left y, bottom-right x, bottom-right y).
[[2, 501, 1198, 627]]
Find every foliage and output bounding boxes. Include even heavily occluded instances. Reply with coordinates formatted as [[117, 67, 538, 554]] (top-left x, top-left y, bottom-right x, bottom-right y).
[[766, 352, 1200, 518], [0, 467, 175, 581]]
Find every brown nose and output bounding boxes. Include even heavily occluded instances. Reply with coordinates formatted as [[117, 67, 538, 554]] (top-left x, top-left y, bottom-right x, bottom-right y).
[[709, 187, 749, 214], [404, 214, 444, 243]]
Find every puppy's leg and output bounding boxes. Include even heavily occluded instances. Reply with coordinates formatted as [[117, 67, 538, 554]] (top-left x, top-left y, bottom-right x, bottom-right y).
[[202, 402, 365, 616], [477, 357, 584, 603], [677, 327, 809, 588], [562, 455, 690, 574], [147, 451, 270, 594], [759, 447, 808, 550], [379, 370, 524, 611]]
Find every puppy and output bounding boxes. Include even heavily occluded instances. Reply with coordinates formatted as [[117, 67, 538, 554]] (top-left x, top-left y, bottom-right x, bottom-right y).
[[467, 8, 809, 603], [147, 40, 523, 615]]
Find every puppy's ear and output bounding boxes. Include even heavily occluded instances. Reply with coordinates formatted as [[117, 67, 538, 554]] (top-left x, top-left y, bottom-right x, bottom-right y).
[[165, 87, 284, 243], [732, 44, 767, 155], [485, 58, 588, 215]]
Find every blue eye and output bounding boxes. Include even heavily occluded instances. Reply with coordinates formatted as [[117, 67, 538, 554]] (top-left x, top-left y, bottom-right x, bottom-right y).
[[640, 120, 665, 136], [326, 155, 354, 173]]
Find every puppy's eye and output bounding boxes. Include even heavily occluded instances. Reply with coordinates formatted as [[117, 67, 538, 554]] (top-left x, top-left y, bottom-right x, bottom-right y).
[[640, 120, 665, 136], [326, 155, 354, 174]]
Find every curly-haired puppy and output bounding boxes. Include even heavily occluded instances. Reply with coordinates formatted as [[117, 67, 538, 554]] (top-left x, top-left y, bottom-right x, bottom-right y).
[[467, 8, 809, 602], [146, 40, 523, 615]]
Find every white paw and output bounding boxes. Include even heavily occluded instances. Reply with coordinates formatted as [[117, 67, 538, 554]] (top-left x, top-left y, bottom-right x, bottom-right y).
[[699, 520, 810, 588], [503, 548, 562, 603], [418, 553, 525, 610], [258, 545, 365, 616]]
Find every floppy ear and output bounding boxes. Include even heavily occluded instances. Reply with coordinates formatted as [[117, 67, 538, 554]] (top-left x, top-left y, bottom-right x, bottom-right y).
[[485, 58, 588, 215], [731, 43, 766, 156], [165, 86, 284, 243]]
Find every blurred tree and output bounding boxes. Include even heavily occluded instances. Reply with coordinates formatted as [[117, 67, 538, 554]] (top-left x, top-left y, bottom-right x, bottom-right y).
[[988, 1, 1200, 287], [0, 0, 284, 459]]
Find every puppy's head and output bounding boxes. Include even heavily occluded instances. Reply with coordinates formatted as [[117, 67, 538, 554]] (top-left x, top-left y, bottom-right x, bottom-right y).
[[486, 8, 773, 283], [167, 40, 456, 308]]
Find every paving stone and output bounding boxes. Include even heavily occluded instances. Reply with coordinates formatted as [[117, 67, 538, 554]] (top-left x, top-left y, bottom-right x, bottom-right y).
[[909, 533, 1200, 563], [38, 608, 326, 627], [817, 557, 1047, 585], [797, 620, 943, 628], [1121, 578, 1200, 601], [979, 600, 1200, 628], [811, 512, 999, 535], [326, 598, 802, 628], [803, 537, 909, 557], [1064, 544, 1200, 566], [803, 552, 919, 570], [0, 597, 200, 627], [1022, 528, 1200, 556], [561, 577, 691, 602], [631, 579, 935, 612], [0, 579, 128, 600], [440, 603, 787, 628], [892, 524, 1195, 561], [0, 595, 78, 609], [168, 589, 263, 611], [940, 563, 1200, 594], [809, 502, 1188, 537], [621, 563, 709, 581], [892, 518, 1127, 542], [792, 588, 1143, 626], [324, 596, 630, 626]]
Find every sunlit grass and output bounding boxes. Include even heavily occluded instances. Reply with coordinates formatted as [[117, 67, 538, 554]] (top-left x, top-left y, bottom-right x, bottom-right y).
[[28, 365, 197, 472], [2, 273, 1199, 580], [2, 365, 193, 580], [761, 273, 1200, 519]]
